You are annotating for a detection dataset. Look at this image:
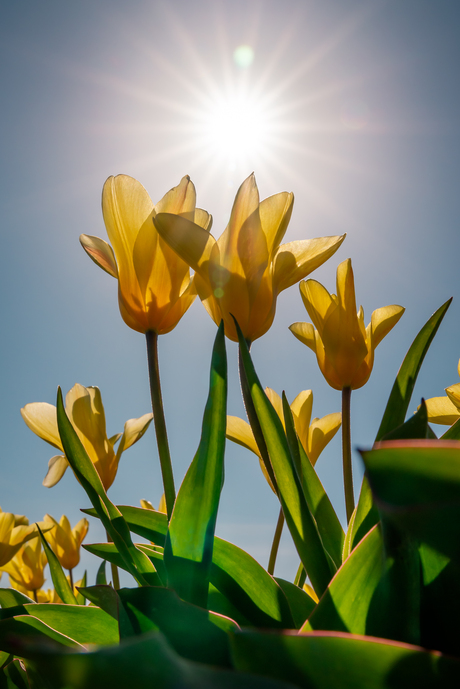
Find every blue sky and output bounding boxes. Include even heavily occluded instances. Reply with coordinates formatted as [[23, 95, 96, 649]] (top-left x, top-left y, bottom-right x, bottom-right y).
[[1, 0, 460, 585]]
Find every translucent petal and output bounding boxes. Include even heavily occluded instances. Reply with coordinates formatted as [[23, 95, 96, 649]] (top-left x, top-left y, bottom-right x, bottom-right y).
[[154, 175, 196, 222], [21, 403, 62, 452], [289, 322, 317, 352], [299, 280, 336, 335], [425, 396, 460, 425], [116, 412, 153, 462], [308, 413, 342, 465], [290, 390, 313, 443], [371, 305, 405, 348], [194, 208, 213, 231], [154, 213, 217, 274], [226, 416, 259, 456], [273, 234, 345, 295], [43, 455, 69, 487], [79, 234, 118, 278], [259, 191, 294, 255]]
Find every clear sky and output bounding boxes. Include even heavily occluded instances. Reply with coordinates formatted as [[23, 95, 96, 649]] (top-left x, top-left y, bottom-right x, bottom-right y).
[[1, 0, 460, 585]]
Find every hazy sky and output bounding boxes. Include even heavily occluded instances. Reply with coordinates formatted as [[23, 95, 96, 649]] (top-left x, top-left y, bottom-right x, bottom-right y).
[[1, 0, 460, 585]]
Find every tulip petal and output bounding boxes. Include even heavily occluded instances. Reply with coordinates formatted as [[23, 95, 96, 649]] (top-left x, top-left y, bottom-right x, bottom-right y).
[[116, 412, 153, 461], [226, 416, 259, 456], [370, 304, 405, 348], [65, 385, 108, 461], [195, 208, 213, 231], [0, 512, 15, 542], [154, 277, 197, 335], [289, 322, 317, 352], [290, 390, 313, 443], [154, 213, 217, 274], [21, 403, 62, 452], [425, 396, 460, 425], [265, 388, 284, 427], [79, 234, 118, 278], [308, 413, 342, 465], [154, 175, 196, 222], [446, 383, 460, 412], [299, 280, 336, 334], [43, 455, 69, 487], [259, 191, 294, 255], [274, 235, 345, 295]]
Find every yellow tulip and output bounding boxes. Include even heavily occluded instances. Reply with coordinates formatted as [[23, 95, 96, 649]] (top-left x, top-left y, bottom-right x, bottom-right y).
[[0, 509, 46, 568], [227, 388, 341, 492], [43, 515, 89, 571], [80, 174, 212, 334], [21, 383, 152, 490], [153, 173, 345, 342], [290, 259, 405, 390], [2, 537, 48, 593], [425, 359, 460, 424]]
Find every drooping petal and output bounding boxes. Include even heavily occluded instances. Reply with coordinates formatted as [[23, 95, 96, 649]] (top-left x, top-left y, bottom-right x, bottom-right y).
[[273, 234, 345, 295], [43, 455, 69, 487], [116, 412, 153, 462], [371, 305, 405, 348], [425, 396, 460, 425], [20, 403, 62, 452], [79, 234, 118, 278], [259, 191, 294, 256], [299, 280, 336, 335], [154, 213, 217, 274], [226, 416, 259, 456], [289, 322, 317, 352], [308, 413, 342, 465]]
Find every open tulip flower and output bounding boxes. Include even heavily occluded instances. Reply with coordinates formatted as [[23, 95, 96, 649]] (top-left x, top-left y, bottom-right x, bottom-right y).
[[21, 383, 152, 490], [80, 174, 212, 334], [227, 387, 341, 491], [43, 514, 89, 571], [2, 537, 48, 594], [0, 509, 49, 568], [425, 358, 460, 425], [153, 173, 345, 342], [290, 259, 405, 391]]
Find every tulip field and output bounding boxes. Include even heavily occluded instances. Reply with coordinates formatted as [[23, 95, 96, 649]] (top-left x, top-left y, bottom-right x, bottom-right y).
[[1, 173, 460, 687]]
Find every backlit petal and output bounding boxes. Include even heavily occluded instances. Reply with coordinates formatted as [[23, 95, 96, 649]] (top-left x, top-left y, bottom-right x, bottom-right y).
[[265, 388, 284, 428], [259, 191, 294, 255], [226, 416, 259, 456], [154, 175, 196, 222], [371, 305, 405, 348], [21, 403, 62, 452], [289, 322, 317, 352], [290, 390, 313, 443], [425, 396, 460, 425], [116, 412, 153, 462], [79, 234, 118, 278], [299, 280, 336, 335], [308, 413, 342, 465], [154, 213, 217, 274]]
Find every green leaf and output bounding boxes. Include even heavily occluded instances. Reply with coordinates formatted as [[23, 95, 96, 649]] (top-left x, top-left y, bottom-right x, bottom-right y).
[[283, 395, 344, 569], [1, 658, 30, 689], [164, 322, 227, 607], [351, 299, 451, 552], [0, 616, 83, 657], [0, 590, 35, 608], [56, 388, 161, 587], [235, 319, 333, 597], [37, 525, 77, 605], [230, 629, 460, 688], [380, 399, 437, 441], [274, 578, 316, 629], [361, 441, 460, 564], [441, 416, 460, 439], [118, 587, 235, 667], [84, 542, 167, 584], [77, 585, 119, 621], [75, 571, 87, 606], [95, 559, 107, 585]]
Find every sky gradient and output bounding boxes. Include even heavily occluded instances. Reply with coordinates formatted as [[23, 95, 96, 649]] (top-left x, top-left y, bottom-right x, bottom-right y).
[[1, 0, 460, 585]]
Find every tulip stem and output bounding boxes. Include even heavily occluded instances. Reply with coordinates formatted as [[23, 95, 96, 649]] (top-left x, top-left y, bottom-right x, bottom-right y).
[[342, 386, 355, 524], [68, 569, 74, 591], [146, 331, 176, 520], [294, 563, 306, 588], [267, 507, 285, 575]]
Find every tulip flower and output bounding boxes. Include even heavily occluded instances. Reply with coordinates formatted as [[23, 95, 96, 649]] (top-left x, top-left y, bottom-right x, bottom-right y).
[[80, 174, 211, 335], [289, 259, 405, 391], [425, 359, 460, 425], [21, 384, 152, 491], [2, 537, 48, 596], [43, 515, 89, 572], [290, 259, 404, 523], [227, 388, 341, 490], [0, 509, 48, 568], [153, 173, 345, 343]]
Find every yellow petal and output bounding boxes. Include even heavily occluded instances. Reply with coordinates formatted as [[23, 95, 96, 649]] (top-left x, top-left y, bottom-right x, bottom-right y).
[[0, 512, 15, 543], [116, 412, 153, 461], [43, 455, 69, 487], [273, 234, 345, 295], [79, 234, 118, 278], [299, 280, 336, 335], [308, 413, 342, 465], [65, 385, 108, 461], [158, 494, 167, 514], [140, 499, 154, 510], [265, 388, 284, 427], [259, 191, 294, 256], [290, 390, 313, 443], [226, 416, 259, 456], [194, 208, 213, 231], [154, 277, 197, 335], [21, 403, 62, 452], [154, 175, 196, 222], [371, 305, 405, 348], [154, 213, 217, 274], [425, 396, 460, 425], [289, 322, 317, 352], [446, 383, 460, 412]]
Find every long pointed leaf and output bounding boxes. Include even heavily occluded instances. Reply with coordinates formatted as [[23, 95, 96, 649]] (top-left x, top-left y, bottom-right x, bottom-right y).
[[164, 322, 227, 607], [37, 525, 77, 605]]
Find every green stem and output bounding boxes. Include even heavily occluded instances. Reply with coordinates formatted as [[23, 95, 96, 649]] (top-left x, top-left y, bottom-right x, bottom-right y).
[[106, 529, 120, 590], [68, 569, 74, 591], [32, 589, 38, 603], [294, 562, 306, 588], [342, 386, 355, 524], [146, 330, 176, 520], [267, 507, 285, 575]]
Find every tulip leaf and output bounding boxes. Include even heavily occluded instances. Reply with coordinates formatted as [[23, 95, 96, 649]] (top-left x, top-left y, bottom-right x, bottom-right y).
[[351, 299, 452, 553], [230, 629, 460, 689], [380, 399, 436, 441], [117, 587, 235, 667], [37, 525, 77, 605], [2, 658, 30, 689], [440, 416, 460, 440], [85, 508, 294, 629], [75, 570, 87, 605], [274, 578, 316, 629], [164, 322, 227, 607], [77, 585, 119, 621], [56, 387, 161, 587], [26, 630, 294, 689], [84, 542, 167, 583], [95, 559, 107, 585], [283, 394, 344, 569], [235, 318, 333, 597], [0, 616, 84, 657], [0, 589, 35, 608]]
